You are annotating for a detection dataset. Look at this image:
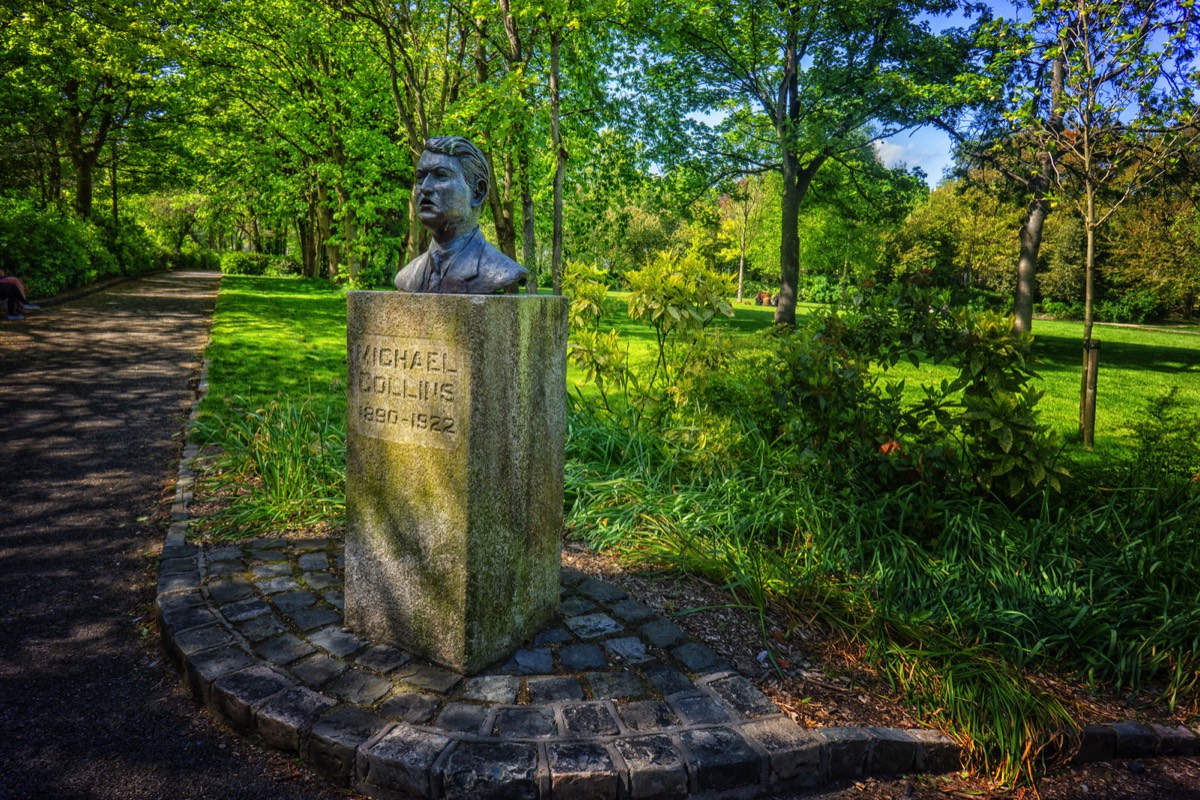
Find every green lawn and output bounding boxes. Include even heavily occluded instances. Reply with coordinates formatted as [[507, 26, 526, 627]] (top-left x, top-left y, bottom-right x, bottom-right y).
[[202, 276, 1199, 469], [200, 275, 349, 416]]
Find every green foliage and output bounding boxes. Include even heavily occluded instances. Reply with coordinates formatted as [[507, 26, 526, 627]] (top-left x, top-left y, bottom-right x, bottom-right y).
[[955, 312, 1066, 495], [1127, 388, 1200, 487], [0, 197, 160, 296], [562, 260, 611, 331], [1038, 214, 1087, 303], [1036, 299, 1085, 320], [346, 264, 393, 290], [1094, 289, 1166, 325], [763, 280, 1064, 500], [624, 250, 735, 409], [220, 252, 272, 276], [193, 395, 345, 539], [880, 177, 1022, 294], [565, 401, 1200, 785], [219, 251, 300, 277], [626, 251, 733, 356]]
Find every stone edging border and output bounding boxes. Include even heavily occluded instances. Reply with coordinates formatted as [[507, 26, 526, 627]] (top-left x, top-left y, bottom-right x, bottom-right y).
[[157, 360, 1199, 798]]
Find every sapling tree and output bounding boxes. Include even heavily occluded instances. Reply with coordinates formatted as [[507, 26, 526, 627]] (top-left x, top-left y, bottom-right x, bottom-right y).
[[1012, 0, 1199, 447]]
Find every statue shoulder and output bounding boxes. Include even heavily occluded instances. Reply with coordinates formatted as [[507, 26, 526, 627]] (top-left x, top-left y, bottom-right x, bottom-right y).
[[475, 239, 528, 291], [394, 252, 429, 292]]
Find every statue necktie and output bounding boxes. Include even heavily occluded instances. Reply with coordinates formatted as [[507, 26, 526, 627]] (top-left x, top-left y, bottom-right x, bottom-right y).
[[428, 249, 444, 292]]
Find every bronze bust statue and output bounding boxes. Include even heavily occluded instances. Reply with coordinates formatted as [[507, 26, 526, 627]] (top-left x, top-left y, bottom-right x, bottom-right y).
[[394, 136, 528, 295]]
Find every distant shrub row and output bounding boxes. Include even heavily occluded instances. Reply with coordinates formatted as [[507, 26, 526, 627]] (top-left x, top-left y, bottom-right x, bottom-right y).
[[0, 197, 318, 297], [0, 197, 231, 298], [0, 198, 157, 297], [219, 251, 301, 276], [1038, 288, 1168, 325]]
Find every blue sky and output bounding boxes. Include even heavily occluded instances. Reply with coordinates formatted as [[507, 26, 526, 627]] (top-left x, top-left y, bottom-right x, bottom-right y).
[[876, 128, 956, 187], [873, 1, 1021, 186]]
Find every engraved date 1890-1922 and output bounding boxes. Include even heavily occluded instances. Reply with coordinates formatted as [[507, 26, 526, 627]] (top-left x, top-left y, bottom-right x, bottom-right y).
[[357, 406, 455, 435]]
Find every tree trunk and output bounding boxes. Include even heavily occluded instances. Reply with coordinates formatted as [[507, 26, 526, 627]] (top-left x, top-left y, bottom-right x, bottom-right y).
[[520, 149, 537, 293], [72, 153, 96, 219], [1080, 184, 1098, 446], [775, 156, 823, 327], [549, 28, 566, 296], [315, 181, 340, 279], [486, 155, 518, 258], [1015, 47, 1066, 333], [109, 144, 118, 227], [1014, 193, 1048, 333]]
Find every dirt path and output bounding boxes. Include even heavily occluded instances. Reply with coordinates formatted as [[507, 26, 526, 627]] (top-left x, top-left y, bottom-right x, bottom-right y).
[[0, 272, 339, 800]]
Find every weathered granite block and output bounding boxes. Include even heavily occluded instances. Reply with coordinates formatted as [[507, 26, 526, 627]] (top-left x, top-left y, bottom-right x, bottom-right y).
[[379, 691, 440, 724], [614, 735, 688, 799], [358, 724, 452, 799], [211, 665, 295, 731], [1111, 720, 1159, 758], [909, 729, 961, 773], [344, 292, 567, 675], [741, 716, 822, 784], [705, 674, 778, 718], [816, 727, 872, 779], [185, 645, 254, 705], [1073, 724, 1117, 764], [1150, 723, 1198, 756], [307, 706, 390, 786], [548, 741, 619, 800], [678, 727, 762, 792], [255, 686, 337, 751], [440, 741, 540, 800], [866, 728, 919, 775], [562, 702, 621, 737]]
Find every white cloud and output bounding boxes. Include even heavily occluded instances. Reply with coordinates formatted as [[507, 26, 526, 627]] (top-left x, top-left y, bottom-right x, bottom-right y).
[[873, 139, 911, 167]]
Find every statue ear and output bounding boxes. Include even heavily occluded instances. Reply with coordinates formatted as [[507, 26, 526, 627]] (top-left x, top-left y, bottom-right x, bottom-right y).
[[470, 178, 488, 208]]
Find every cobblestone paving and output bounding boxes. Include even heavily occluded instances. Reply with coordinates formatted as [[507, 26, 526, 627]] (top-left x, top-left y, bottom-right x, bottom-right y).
[[158, 537, 966, 798]]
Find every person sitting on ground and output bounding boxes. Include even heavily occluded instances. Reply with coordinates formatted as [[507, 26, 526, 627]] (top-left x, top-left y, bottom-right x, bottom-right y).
[[0, 270, 38, 320]]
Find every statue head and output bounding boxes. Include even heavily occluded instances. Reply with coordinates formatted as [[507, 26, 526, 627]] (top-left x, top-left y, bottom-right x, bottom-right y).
[[416, 136, 490, 243]]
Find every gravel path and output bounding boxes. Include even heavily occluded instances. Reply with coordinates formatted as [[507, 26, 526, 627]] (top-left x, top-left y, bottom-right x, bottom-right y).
[[0, 271, 339, 800]]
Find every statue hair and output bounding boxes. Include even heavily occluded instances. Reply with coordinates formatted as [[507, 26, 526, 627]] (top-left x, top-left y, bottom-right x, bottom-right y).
[[424, 136, 489, 200]]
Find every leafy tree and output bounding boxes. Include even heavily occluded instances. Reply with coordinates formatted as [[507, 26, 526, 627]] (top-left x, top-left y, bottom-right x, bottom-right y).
[[630, 0, 980, 326], [1108, 190, 1200, 320], [1, 0, 177, 218], [718, 176, 770, 302], [883, 175, 1022, 294]]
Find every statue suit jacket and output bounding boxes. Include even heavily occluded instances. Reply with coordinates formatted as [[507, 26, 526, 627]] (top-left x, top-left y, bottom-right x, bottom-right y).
[[394, 228, 528, 294]]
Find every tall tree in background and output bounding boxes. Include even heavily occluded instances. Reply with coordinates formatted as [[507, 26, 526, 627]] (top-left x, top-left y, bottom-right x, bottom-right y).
[[1, 0, 175, 218], [632, 0, 979, 326], [953, 12, 1068, 334], [719, 176, 770, 302], [336, 0, 474, 261]]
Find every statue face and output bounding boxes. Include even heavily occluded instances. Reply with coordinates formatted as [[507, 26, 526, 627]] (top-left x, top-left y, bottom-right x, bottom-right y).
[[415, 151, 481, 238]]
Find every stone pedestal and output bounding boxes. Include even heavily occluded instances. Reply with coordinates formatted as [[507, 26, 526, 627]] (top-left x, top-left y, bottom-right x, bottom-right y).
[[344, 291, 568, 674]]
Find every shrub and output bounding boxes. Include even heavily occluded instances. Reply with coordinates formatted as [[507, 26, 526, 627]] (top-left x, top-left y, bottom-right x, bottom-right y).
[[1095, 288, 1166, 324], [0, 197, 161, 296], [761, 279, 1064, 500], [800, 273, 843, 304], [1036, 299, 1085, 320], [562, 260, 611, 331], [220, 251, 273, 276], [625, 250, 734, 392], [346, 264, 391, 289], [96, 217, 158, 275]]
